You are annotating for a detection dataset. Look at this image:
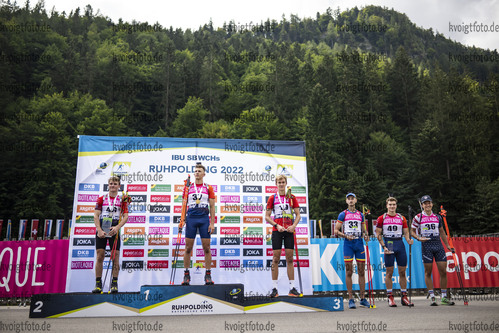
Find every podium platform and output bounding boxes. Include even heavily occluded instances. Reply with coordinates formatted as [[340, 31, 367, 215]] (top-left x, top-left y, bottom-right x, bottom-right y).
[[29, 284, 343, 318]]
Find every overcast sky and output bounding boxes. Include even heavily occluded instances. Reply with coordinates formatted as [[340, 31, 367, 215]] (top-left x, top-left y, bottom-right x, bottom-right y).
[[39, 0, 499, 51]]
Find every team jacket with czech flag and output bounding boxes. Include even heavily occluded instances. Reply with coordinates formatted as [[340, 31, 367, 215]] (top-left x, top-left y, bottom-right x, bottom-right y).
[[267, 194, 299, 231], [411, 212, 443, 241], [95, 194, 129, 226], [376, 213, 408, 239], [186, 183, 215, 217], [337, 209, 365, 239]]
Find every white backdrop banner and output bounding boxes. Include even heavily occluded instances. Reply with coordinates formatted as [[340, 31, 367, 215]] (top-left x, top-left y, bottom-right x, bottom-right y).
[[67, 136, 311, 296]]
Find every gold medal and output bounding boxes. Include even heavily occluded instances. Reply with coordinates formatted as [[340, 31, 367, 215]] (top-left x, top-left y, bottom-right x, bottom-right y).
[[196, 199, 200, 204]]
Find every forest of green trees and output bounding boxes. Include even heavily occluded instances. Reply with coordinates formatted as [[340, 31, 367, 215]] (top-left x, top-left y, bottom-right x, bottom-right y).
[[1, 1, 498, 236]]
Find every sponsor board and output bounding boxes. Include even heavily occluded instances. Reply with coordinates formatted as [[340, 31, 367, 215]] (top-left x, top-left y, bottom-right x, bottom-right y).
[[149, 215, 170, 223], [127, 184, 148, 192], [220, 248, 240, 256], [221, 185, 240, 192], [151, 184, 171, 192], [128, 216, 146, 223], [73, 238, 95, 246], [220, 216, 240, 224], [78, 183, 99, 192], [149, 237, 169, 246], [75, 215, 94, 223]]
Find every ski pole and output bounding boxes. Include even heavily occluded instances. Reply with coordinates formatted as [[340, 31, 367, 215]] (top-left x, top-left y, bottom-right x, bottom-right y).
[[440, 205, 468, 306], [170, 175, 190, 285], [293, 232, 304, 297], [102, 192, 129, 293], [365, 241, 375, 308], [408, 205, 415, 308]]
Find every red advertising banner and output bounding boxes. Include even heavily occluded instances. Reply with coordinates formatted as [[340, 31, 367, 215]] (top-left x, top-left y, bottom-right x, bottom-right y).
[[432, 237, 499, 288], [0, 240, 69, 297]]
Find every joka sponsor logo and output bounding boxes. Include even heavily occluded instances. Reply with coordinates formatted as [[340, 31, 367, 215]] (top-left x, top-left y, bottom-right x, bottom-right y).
[[73, 237, 95, 246], [221, 237, 241, 246], [220, 216, 240, 224], [242, 185, 262, 193], [150, 195, 171, 203], [122, 261, 144, 270], [123, 249, 144, 257], [196, 249, 217, 257], [75, 215, 94, 223], [151, 184, 171, 192], [74, 227, 96, 235], [220, 248, 240, 256], [103, 183, 124, 192], [72, 249, 94, 258], [266, 259, 286, 268], [71, 261, 93, 269], [130, 195, 147, 202], [299, 207, 307, 214], [78, 183, 99, 191], [149, 204, 170, 213], [243, 248, 263, 256], [127, 184, 148, 192], [243, 216, 263, 223]]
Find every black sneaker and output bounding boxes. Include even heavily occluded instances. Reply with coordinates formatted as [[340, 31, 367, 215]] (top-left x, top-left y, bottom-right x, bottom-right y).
[[110, 281, 118, 294], [92, 281, 102, 294], [204, 271, 214, 285], [288, 287, 301, 297], [182, 270, 190, 286], [270, 288, 279, 298]]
